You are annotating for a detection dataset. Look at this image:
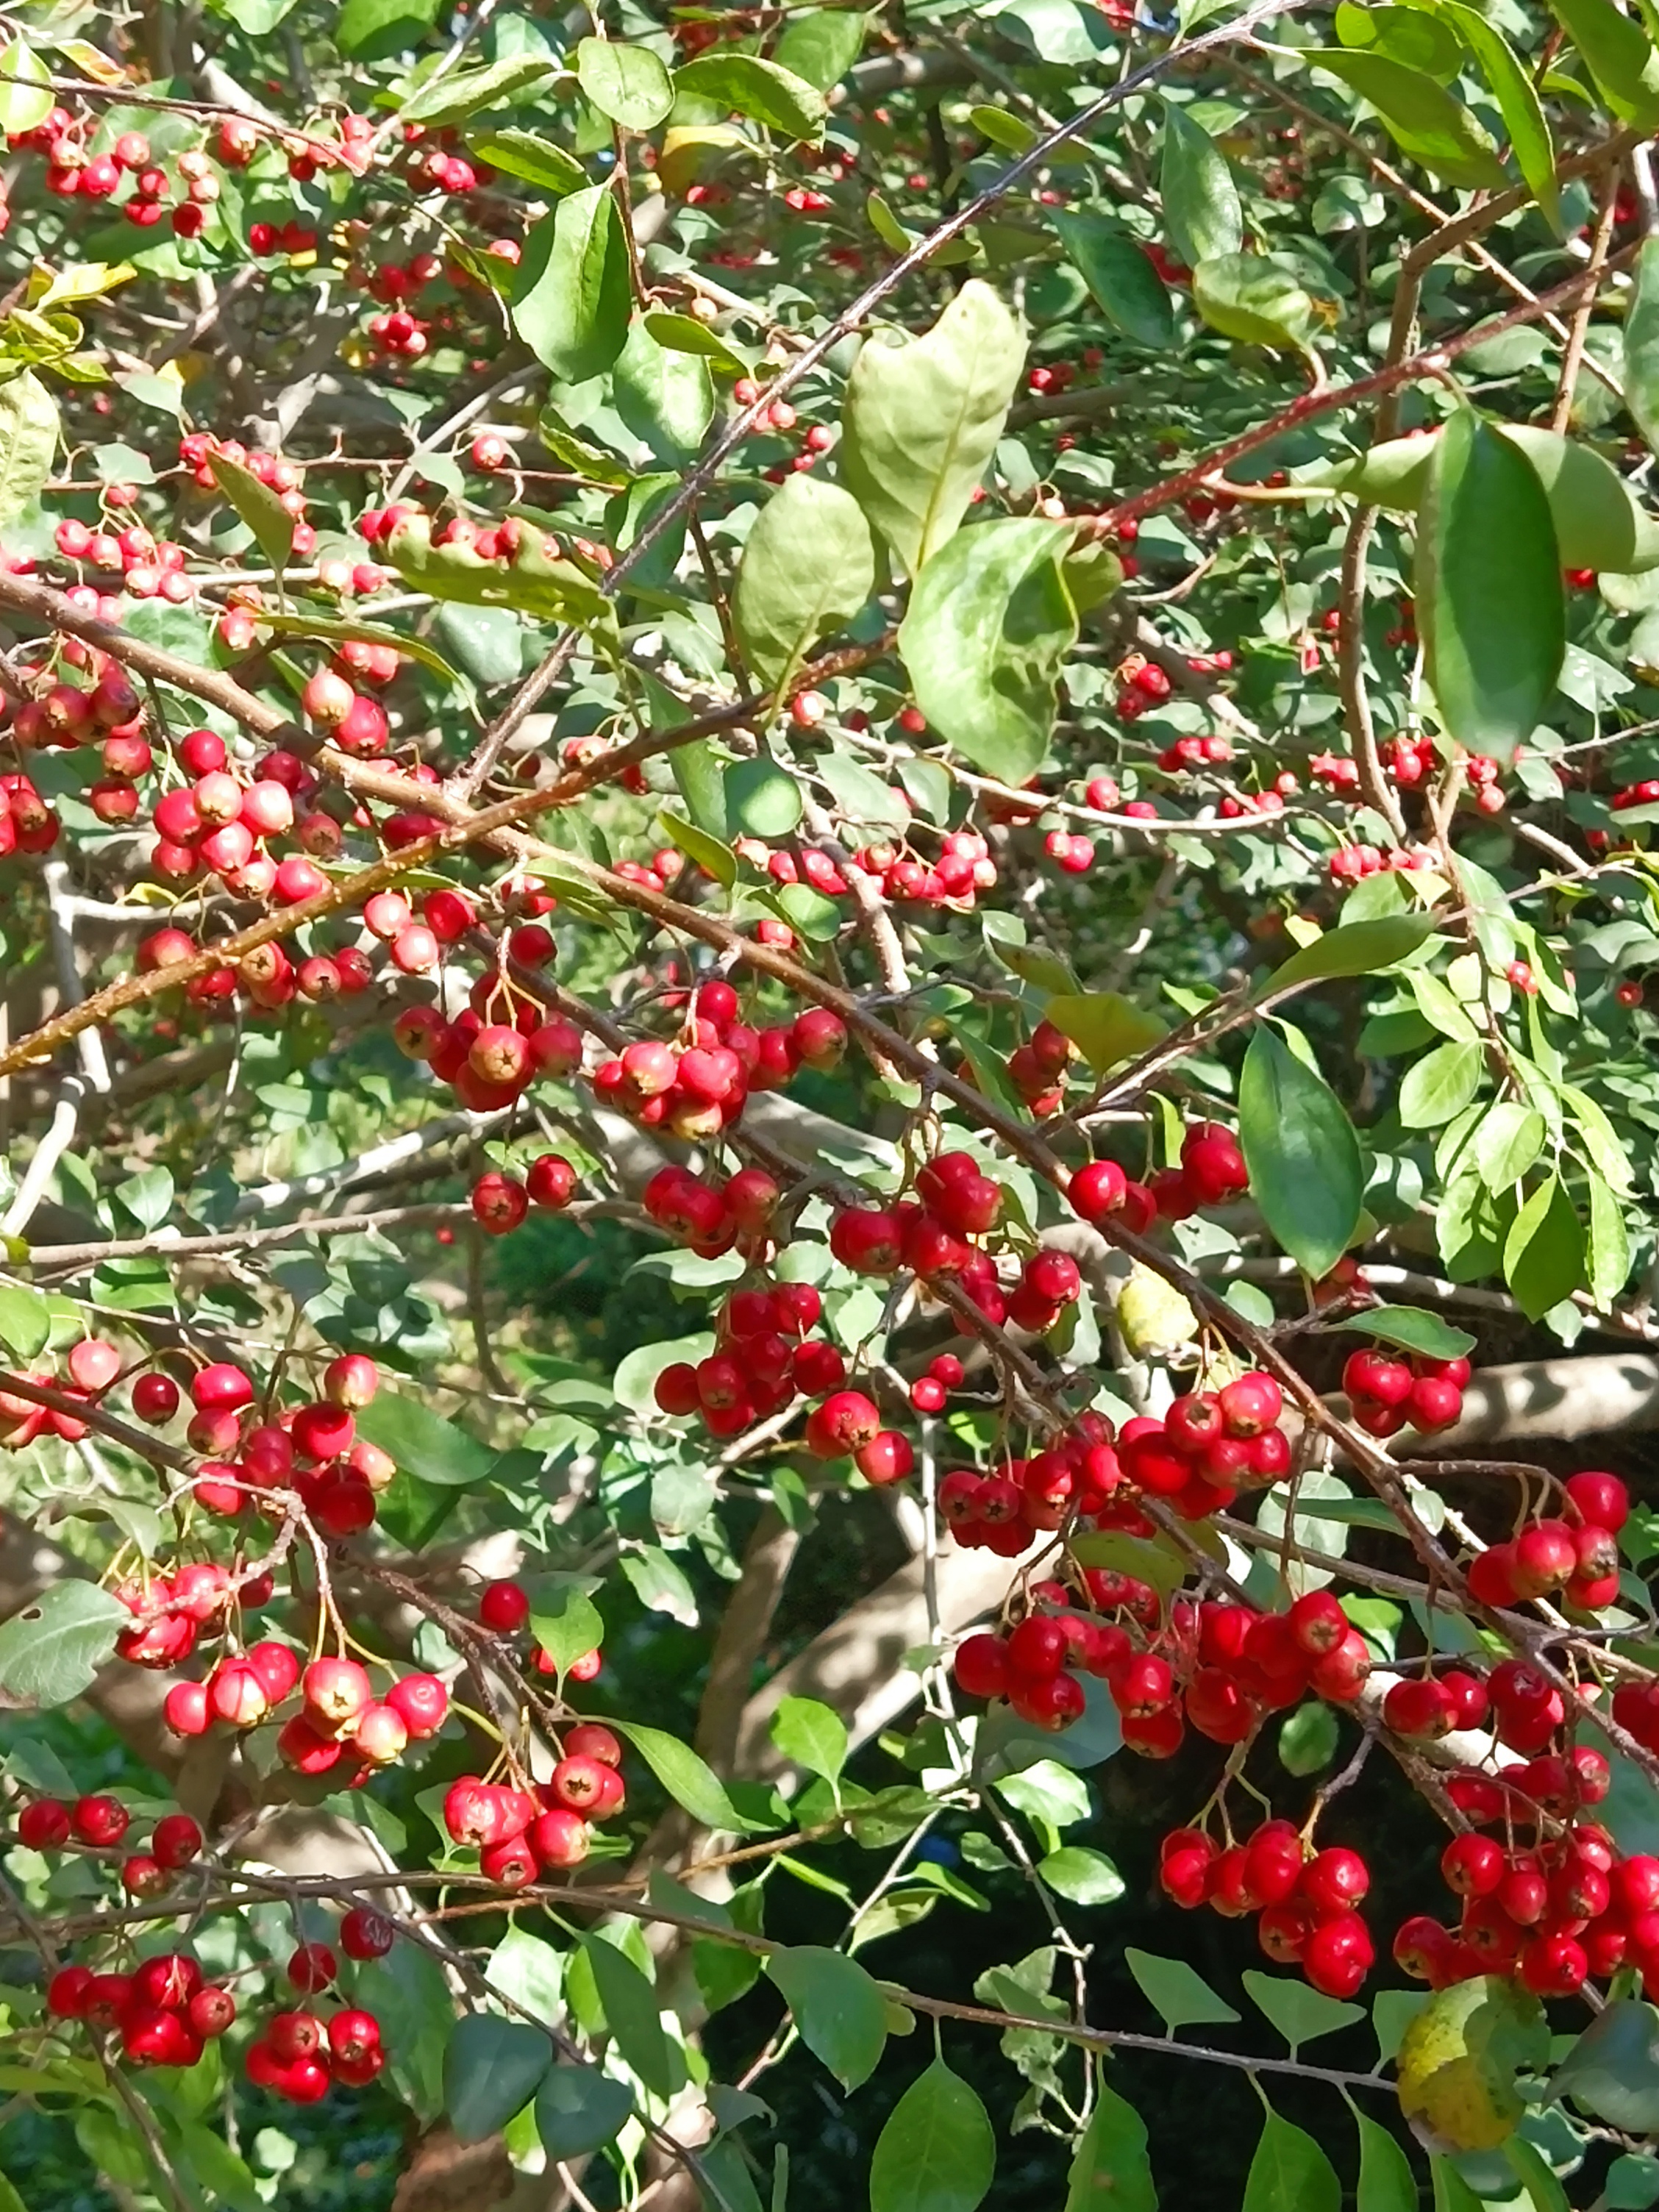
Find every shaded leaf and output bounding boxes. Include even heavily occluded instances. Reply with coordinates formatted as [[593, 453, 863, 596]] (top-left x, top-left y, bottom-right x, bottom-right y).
[[535, 2065, 634, 2161], [1124, 1949, 1240, 2033], [1242, 2111, 1341, 2212], [443, 2014, 550, 2144], [1160, 103, 1241, 268], [765, 1945, 888, 2089], [1238, 1024, 1363, 1280], [1049, 214, 1174, 349], [1065, 2079, 1157, 2212], [0, 1583, 127, 1708], [869, 2060, 996, 2212], [733, 474, 876, 688]]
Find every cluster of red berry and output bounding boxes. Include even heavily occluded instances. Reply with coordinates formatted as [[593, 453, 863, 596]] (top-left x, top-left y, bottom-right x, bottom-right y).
[[1160, 1824, 1375, 1997], [440, 1721, 625, 1883], [1341, 1346, 1472, 1439], [19, 1794, 204, 1905]]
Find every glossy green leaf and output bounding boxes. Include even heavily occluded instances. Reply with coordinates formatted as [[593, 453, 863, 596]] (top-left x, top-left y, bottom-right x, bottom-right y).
[[1335, 3, 1463, 76], [1043, 991, 1167, 1071], [443, 2014, 551, 2143], [816, 751, 908, 830], [724, 756, 804, 839], [1355, 2113, 1418, 2212], [463, 127, 586, 195], [1503, 1173, 1586, 1321], [1266, 916, 1435, 991], [0, 371, 57, 529], [674, 51, 827, 140], [1551, 1999, 1659, 2130], [529, 1585, 604, 1678], [0, 1582, 127, 1708], [841, 280, 1026, 576], [1049, 213, 1174, 349], [1627, 237, 1659, 461], [1065, 2080, 1157, 2212], [0, 43, 54, 137], [582, 1936, 681, 2100], [0, 1283, 51, 1360], [1588, 1171, 1632, 1306], [769, 1695, 848, 1783], [1038, 1847, 1126, 1904], [402, 55, 556, 126], [1418, 412, 1564, 760], [1546, 0, 1659, 123], [513, 185, 632, 383], [1193, 254, 1316, 352], [1238, 1023, 1363, 1280], [576, 38, 674, 129], [766, 1946, 888, 2088], [610, 1719, 768, 1832], [898, 518, 1075, 785], [869, 2059, 996, 2212], [535, 2065, 635, 2160], [1242, 1970, 1364, 2052], [337, 0, 440, 56], [772, 8, 868, 90], [1330, 1307, 1476, 1360], [1242, 2111, 1341, 2212], [660, 805, 737, 887], [610, 317, 712, 466], [1399, 1040, 1483, 1129], [1124, 1949, 1241, 2033], [1160, 103, 1242, 268], [210, 451, 294, 575], [733, 474, 876, 688], [643, 309, 752, 374], [354, 1393, 496, 1486], [1278, 1700, 1340, 1775], [1474, 1102, 1546, 1191], [1443, 4, 1560, 232], [1307, 50, 1508, 187]]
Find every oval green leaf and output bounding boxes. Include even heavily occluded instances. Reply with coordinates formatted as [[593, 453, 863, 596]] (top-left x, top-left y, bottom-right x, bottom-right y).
[[1238, 1023, 1363, 1281]]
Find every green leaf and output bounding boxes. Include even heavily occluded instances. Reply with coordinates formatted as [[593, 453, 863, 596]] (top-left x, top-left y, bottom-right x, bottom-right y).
[[0, 1582, 127, 1708], [674, 51, 827, 140], [535, 2065, 635, 2160], [1504, 1173, 1586, 1322], [766, 1946, 888, 2089], [1627, 237, 1659, 463], [354, 1393, 496, 1487], [1399, 1039, 1483, 1129], [1335, 3, 1464, 76], [613, 316, 713, 465], [1474, 1102, 1546, 1192], [898, 518, 1076, 785], [251, 609, 460, 686], [1160, 103, 1241, 268], [1237, 1023, 1363, 1280], [772, 8, 868, 90], [733, 474, 876, 689], [0, 1283, 51, 1360], [1355, 2112, 1418, 2212], [1193, 254, 1316, 353], [1307, 50, 1508, 186], [769, 1696, 848, 1783], [1505, 2136, 1571, 2212], [443, 2014, 551, 2144], [1607, 2153, 1659, 2211], [1546, 0, 1659, 122], [1049, 214, 1174, 349], [1588, 1171, 1632, 1307], [614, 1332, 715, 1414], [210, 452, 294, 576], [1242, 2111, 1341, 2212], [1278, 1700, 1340, 1776], [1330, 1307, 1477, 1360], [1418, 410, 1563, 760], [1266, 916, 1435, 991], [869, 2060, 996, 2212], [529, 1586, 604, 1679], [660, 806, 737, 888], [0, 43, 54, 137], [581, 1936, 680, 2101], [816, 751, 908, 831], [1065, 2080, 1157, 2212], [336, 0, 440, 57], [1042, 991, 1168, 1071], [513, 185, 632, 383], [576, 38, 674, 129], [1037, 1847, 1126, 1905], [463, 127, 586, 195], [1124, 1949, 1241, 2033], [642, 310, 752, 375], [0, 371, 58, 531], [840, 280, 1026, 577], [1443, 4, 1560, 232], [401, 55, 557, 126], [1242, 1970, 1365, 2053], [610, 1719, 766, 1832], [725, 757, 804, 839], [1550, 1999, 1659, 2129]]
